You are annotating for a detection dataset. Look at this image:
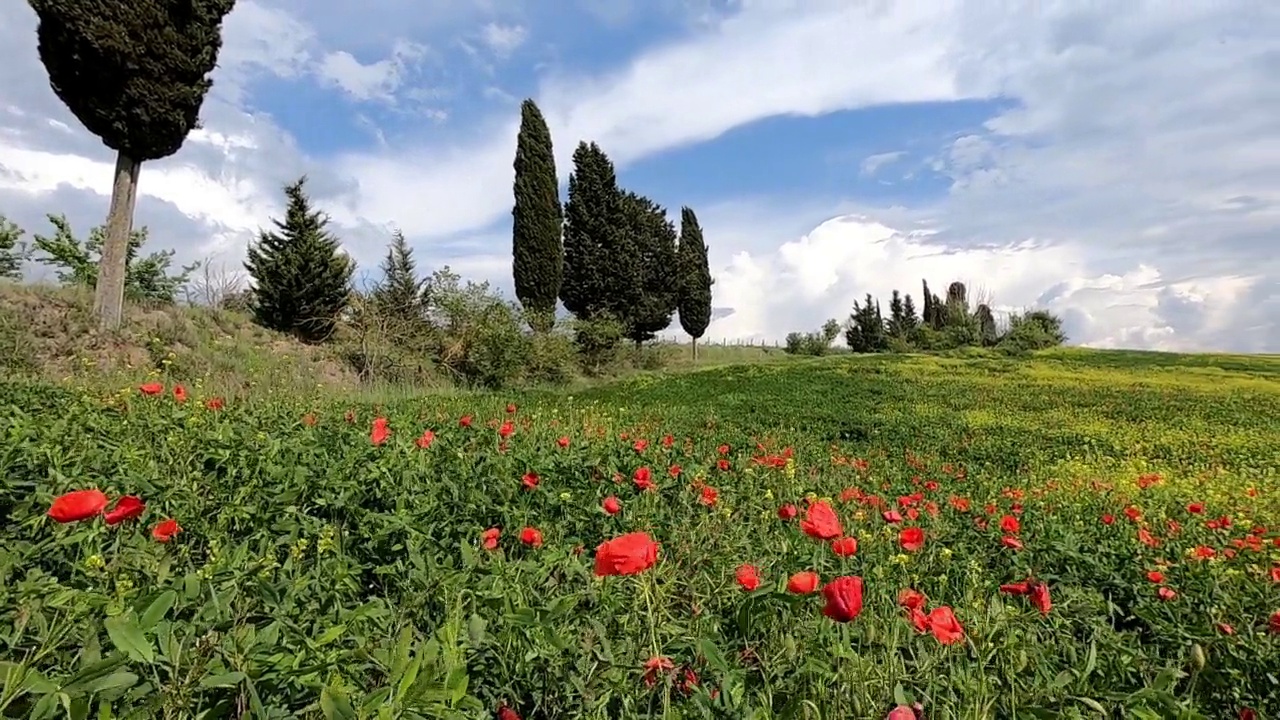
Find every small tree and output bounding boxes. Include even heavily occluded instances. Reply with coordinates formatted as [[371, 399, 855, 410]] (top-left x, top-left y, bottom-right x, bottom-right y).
[[32, 214, 198, 304], [887, 290, 906, 338], [372, 229, 427, 324], [901, 293, 920, 337], [29, 0, 237, 329], [676, 206, 713, 359], [0, 215, 29, 280], [245, 177, 353, 343], [511, 99, 563, 332]]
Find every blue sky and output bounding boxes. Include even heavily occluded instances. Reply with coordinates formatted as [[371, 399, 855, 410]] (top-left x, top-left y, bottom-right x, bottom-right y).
[[0, 0, 1277, 351]]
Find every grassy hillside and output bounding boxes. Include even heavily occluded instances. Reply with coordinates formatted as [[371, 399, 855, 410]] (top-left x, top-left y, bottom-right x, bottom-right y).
[[2, 350, 1278, 718]]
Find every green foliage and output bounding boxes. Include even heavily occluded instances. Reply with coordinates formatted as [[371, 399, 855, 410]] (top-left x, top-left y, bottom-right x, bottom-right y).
[[523, 330, 577, 386], [561, 142, 624, 321], [573, 313, 624, 374], [845, 294, 888, 353], [30, 214, 197, 304], [2, 352, 1279, 717], [0, 214, 28, 280], [424, 267, 528, 389], [676, 206, 713, 342], [245, 177, 354, 344], [28, 0, 236, 162], [371, 230, 428, 328], [784, 319, 840, 356], [999, 309, 1069, 353], [618, 191, 678, 345], [511, 99, 563, 332]]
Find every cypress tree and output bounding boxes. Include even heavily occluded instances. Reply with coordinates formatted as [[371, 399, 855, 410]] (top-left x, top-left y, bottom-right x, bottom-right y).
[[561, 142, 626, 321], [511, 99, 562, 332], [902, 293, 919, 335], [29, 0, 236, 329], [245, 177, 353, 344], [921, 279, 934, 328], [887, 290, 906, 337], [372, 229, 426, 322], [619, 191, 678, 346], [676, 206, 713, 359]]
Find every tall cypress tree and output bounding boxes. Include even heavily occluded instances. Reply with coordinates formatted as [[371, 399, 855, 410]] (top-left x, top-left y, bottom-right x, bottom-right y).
[[372, 229, 426, 322], [561, 142, 625, 321], [511, 99, 562, 332], [619, 191, 678, 346], [29, 0, 237, 329], [676, 206, 712, 359], [245, 177, 353, 343], [921, 279, 934, 328]]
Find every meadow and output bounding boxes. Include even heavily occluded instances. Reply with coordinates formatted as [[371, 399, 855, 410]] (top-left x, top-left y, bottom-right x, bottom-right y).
[[2, 350, 1279, 719]]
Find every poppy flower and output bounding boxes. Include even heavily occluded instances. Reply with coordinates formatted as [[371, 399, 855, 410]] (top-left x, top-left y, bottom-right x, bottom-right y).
[[1157, 586, 1177, 601], [520, 527, 543, 548], [777, 504, 798, 520], [413, 429, 435, 449], [459, 415, 473, 427], [1101, 514, 1115, 525], [928, 606, 964, 644], [139, 382, 163, 395], [886, 706, 917, 720], [1001, 536, 1023, 550], [1186, 502, 1204, 514], [49, 489, 110, 524], [1240, 709, 1258, 720], [204, 397, 224, 410], [820, 576, 864, 622], [522, 472, 540, 490], [1146, 571, 1164, 583], [594, 532, 659, 576], [699, 486, 718, 507], [556, 436, 570, 448], [1269, 610, 1280, 635], [104, 495, 146, 525], [370, 417, 390, 445], [173, 385, 188, 403], [717, 444, 730, 455], [633, 438, 648, 453], [662, 434, 674, 448], [898, 588, 927, 611], [1028, 582, 1052, 615], [482, 528, 500, 550], [633, 467, 656, 492], [497, 704, 521, 720], [787, 571, 819, 594], [498, 421, 514, 439], [1271, 566, 1280, 583], [882, 510, 903, 524], [831, 536, 858, 557], [668, 464, 682, 478], [735, 564, 761, 591], [801, 500, 842, 540], [642, 656, 674, 687], [898, 527, 925, 552], [1216, 622, 1235, 635], [505, 403, 517, 414], [602, 496, 622, 515], [302, 413, 317, 426], [716, 459, 730, 472], [999, 515, 1020, 533], [152, 518, 181, 543]]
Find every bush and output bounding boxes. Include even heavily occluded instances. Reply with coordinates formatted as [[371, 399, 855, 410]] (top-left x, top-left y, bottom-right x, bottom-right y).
[[523, 331, 578, 386], [574, 314, 624, 375], [999, 310, 1068, 352], [426, 269, 528, 389]]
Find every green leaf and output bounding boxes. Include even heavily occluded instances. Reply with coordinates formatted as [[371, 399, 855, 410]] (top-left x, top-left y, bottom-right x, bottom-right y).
[[81, 671, 138, 695], [140, 590, 177, 630], [698, 638, 731, 677], [104, 614, 155, 665], [320, 686, 359, 720], [316, 625, 348, 646], [199, 672, 246, 689]]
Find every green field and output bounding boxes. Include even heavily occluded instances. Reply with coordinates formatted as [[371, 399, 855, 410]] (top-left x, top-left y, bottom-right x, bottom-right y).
[[3, 350, 1279, 719]]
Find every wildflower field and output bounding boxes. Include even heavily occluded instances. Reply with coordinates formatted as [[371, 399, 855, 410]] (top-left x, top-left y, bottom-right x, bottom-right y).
[[2, 350, 1280, 719]]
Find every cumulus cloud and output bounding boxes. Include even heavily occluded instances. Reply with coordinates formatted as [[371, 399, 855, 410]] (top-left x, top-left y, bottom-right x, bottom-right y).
[[478, 23, 527, 58]]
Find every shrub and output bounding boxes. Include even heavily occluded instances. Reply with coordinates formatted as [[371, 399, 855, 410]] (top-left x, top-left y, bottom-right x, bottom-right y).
[[574, 314, 624, 375]]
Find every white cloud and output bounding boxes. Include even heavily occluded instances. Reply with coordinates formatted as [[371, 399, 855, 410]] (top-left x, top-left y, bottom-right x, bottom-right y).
[[317, 39, 429, 102], [860, 151, 905, 177], [478, 23, 527, 58]]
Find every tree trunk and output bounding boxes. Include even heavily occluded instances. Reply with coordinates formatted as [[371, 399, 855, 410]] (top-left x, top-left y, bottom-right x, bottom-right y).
[[691, 336, 698, 361], [92, 150, 141, 330]]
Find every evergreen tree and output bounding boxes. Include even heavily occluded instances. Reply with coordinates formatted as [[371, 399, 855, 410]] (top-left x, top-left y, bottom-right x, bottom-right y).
[[0, 215, 27, 280], [945, 281, 969, 326], [845, 294, 887, 352], [921, 279, 934, 328], [29, 0, 236, 329], [511, 98, 562, 332], [245, 177, 353, 344], [975, 303, 998, 346], [901, 293, 920, 335], [32, 214, 197, 304], [887, 290, 906, 337], [619, 191, 678, 346], [676, 206, 713, 359], [372, 229, 427, 323], [561, 142, 627, 321]]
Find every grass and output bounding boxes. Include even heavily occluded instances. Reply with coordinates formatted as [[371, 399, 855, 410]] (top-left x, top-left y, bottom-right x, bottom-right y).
[[2, 343, 1279, 718]]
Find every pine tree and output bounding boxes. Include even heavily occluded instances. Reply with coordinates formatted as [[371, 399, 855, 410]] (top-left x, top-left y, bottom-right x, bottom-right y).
[[372, 229, 426, 322], [245, 177, 353, 343], [619, 191, 678, 346], [901, 293, 919, 335], [676, 206, 713, 359], [511, 98, 562, 332], [887, 290, 905, 337], [561, 142, 627, 321], [0, 215, 27, 280], [29, 0, 236, 329]]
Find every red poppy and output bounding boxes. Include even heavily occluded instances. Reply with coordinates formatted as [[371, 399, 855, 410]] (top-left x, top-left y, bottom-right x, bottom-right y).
[[777, 504, 798, 520], [1101, 514, 1115, 525], [1001, 536, 1023, 550], [1186, 502, 1204, 514], [459, 415, 473, 427], [482, 528, 500, 550], [882, 510, 903, 524], [801, 501, 843, 540], [787, 571, 819, 594], [716, 459, 730, 472], [642, 656, 674, 687], [152, 518, 181, 543], [556, 436, 570, 448], [906, 606, 930, 633], [522, 472, 540, 490], [1157, 587, 1177, 601], [370, 417, 390, 445], [898, 588, 927, 611], [1240, 709, 1258, 720], [1270, 566, 1280, 583], [1269, 610, 1280, 634], [735, 564, 761, 591], [520, 527, 543, 548], [104, 495, 146, 525], [886, 706, 917, 720], [928, 606, 964, 644], [662, 434, 675, 448], [699, 486, 718, 507], [498, 421, 514, 439], [717, 444, 730, 455], [1028, 582, 1052, 615], [138, 382, 163, 396], [1216, 622, 1235, 635], [668, 464, 682, 478], [505, 403, 517, 414], [1146, 571, 1164, 583], [594, 532, 659, 576], [602, 496, 622, 515], [173, 385, 188, 403], [820, 576, 864, 622], [204, 397, 224, 410], [633, 438, 648, 453], [497, 704, 521, 720], [48, 489, 109, 523], [633, 466, 655, 492], [898, 527, 925, 552], [999, 515, 1020, 534], [950, 496, 971, 513], [831, 536, 858, 557], [1124, 506, 1142, 522]]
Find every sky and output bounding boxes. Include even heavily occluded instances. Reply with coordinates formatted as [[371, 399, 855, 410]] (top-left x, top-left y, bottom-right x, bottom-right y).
[[1, 0, 1278, 352]]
